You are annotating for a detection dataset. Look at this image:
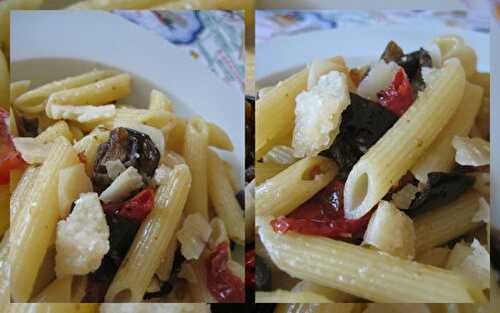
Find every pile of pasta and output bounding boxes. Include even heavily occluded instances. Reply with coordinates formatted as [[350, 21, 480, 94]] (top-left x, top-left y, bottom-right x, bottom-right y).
[[272, 303, 497, 313], [8, 303, 211, 313], [253, 35, 491, 303], [1, 69, 245, 304]]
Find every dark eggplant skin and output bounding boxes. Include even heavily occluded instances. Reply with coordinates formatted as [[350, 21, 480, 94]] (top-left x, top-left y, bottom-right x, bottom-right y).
[[92, 127, 160, 193], [82, 213, 140, 302], [380, 40, 404, 63], [255, 255, 272, 291], [321, 93, 398, 180], [492, 229, 500, 272], [408, 172, 475, 216]]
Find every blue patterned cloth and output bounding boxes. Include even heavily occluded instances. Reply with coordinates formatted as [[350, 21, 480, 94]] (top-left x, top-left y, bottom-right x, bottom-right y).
[[114, 10, 245, 92], [256, 9, 491, 43]]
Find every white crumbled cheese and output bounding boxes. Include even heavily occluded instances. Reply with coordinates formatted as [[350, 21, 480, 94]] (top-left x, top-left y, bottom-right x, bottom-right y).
[[153, 164, 172, 185], [357, 60, 400, 101], [472, 197, 489, 223], [447, 239, 490, 290], [421, 67, 439, 86], [48, 104, 116, 122], [391, 184, 418, 210], [104, 159, 127, 180], [292, 70, 350, 157], [362, 201, 416, 259], [114, 121, 165, 156], [262, 145, 298, 165], [99, 304, 211, 313], [12, 137, 50, 164], [55, 193, 109, 277], [424, 42, 442, 68], [307, 58, 342, 90], [176, 213, 213, 260], [99, 166, 144, 204], [452, 136, 490, 167]]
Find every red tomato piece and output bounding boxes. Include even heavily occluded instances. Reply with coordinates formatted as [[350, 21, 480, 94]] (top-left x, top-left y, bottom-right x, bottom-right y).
[[206, 242, 245, 303], [0, 108, 26, 184], [377, 68, 414, 116], [271, 180, 372, 239], [245, 249, 256, 289], [103, 188, 155, 222]]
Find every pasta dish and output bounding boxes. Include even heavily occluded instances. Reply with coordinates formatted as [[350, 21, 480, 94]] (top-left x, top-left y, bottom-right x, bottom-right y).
[[1, 69, 245, 304], [253, 35, 490, 303]]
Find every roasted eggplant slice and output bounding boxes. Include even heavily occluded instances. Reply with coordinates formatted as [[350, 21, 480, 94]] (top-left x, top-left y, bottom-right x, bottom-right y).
[[408, 172, 475, 216], [92, 127, 160, 193]]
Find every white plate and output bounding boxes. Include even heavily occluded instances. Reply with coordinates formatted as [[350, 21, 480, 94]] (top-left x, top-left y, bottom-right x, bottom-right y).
[[11, 10, 244, 185], [257, 24, 489, 86]]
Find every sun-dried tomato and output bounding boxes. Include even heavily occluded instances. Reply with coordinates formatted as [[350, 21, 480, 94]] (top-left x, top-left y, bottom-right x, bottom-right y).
[[377, 68, 414, 116], [271, 180, 372, 239], [103, 188, 155, 222], [207, 242, 245, 303], [0, 108, 26, 184], [245, 249, 256, 289]]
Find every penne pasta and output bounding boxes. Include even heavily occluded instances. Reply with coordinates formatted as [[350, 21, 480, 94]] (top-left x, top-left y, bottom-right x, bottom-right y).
[[257, 216, 485, 303], [31, 276, 87, 303], [256, 289, 332, 303], [411, 82, 483, 182], [182, 117, 209, 218], [9, 137, 80, 302], [0, 49, 8, 110], [207, 149, 245, 244], [208, 122, 234, 151], [14, 69, 115, 112], [433, 35, 477, 76], [291, 280, 357, 303], [344, 59, 466, 219], [0, 186, 8, 236], [46, 73, 131, 117], [255, 161, 289, 185], [255, 156, 337, 217], [10, 80, 31, 104], [36, 120, 74, 143], [149, 89, 173, 112], [0, 232, 9, 313], [105, 164, 191, 302], [9, 166, 40, 224], [414, 192, 483, 254]]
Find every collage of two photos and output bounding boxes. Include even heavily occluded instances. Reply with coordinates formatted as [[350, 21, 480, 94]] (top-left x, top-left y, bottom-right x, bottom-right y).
[[0, 1, 498, 313]]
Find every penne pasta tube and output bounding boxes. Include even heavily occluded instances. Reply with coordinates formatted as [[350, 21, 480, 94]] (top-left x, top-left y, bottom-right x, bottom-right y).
[[9, 304, 98, 313], [178, 255, 215, 302], [433, 35, 477, 76], [256, 67, 308, 160], [155, 230, 179, 281], [292, 280, 357, 303], [414, 192, 483, 254], [257, 216, 485, 303], [105, 164, 191, 302], [222, 160, 239, 192], [208, 122, 234, 151], [10, 80, 31, 104], [31, 245, 56, 300], [256, 290, 332, 303], [207, 149, 245, 244], [0, 232, 9, 313], [468, 72, 490, 97], [344, 59, 466, 219], [9, 137, 80, 302], [0, 49, 8, 110], [31, 276, 87, 303], [411, 82, 483, 182], [9, 166, 39, 224], [35, 120, 74, 143], [255, 161, 289, 185], [45, 73, 130, 117], [14, 69, 115, 112], [182, 117, 209, 218], [274, 304, 360, 313], [255, 156, 337, 217], [73, 127, 110, 175], [149, 89, 173, 112], [113, 107, 176, 129]]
